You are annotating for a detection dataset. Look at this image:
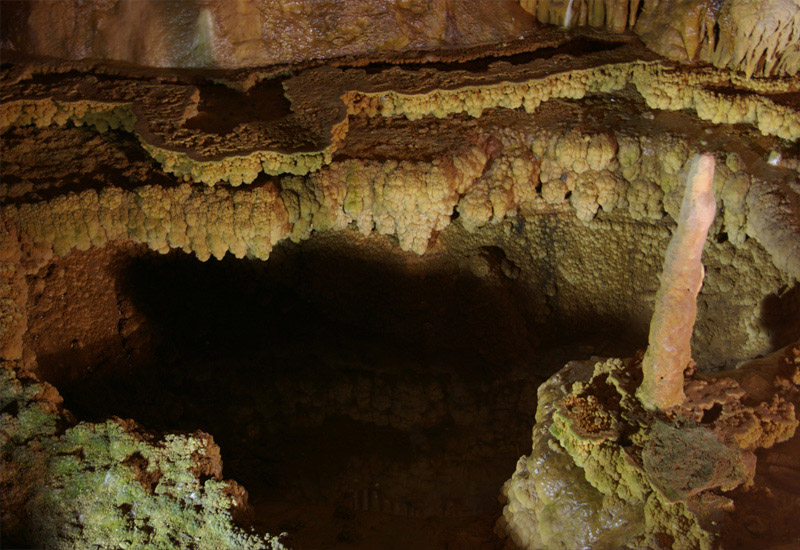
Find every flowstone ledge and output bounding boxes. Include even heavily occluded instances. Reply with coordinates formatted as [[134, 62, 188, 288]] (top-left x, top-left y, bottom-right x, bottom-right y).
[[2, 31, 798, 187]]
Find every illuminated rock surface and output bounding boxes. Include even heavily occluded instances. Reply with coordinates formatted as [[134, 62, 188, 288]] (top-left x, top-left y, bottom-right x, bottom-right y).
[[498, 153, 798, 549], [498, 347, 800, 549], [0, 0, 535, 68], [1, 4, 800, 550], [520, 0, 800, 78]]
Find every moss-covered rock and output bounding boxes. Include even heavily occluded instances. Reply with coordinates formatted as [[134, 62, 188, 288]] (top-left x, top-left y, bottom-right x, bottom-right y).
[[498, 347, 800, 549], [0, 367, 287, 550]]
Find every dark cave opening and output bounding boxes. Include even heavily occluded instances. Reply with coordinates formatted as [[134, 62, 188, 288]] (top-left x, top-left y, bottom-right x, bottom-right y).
[[27, 232, 652, 548], [185, 78, 293, 136], [21, 201, 800, 548], [19, 210, 800, 548], [761, 283, 800, 350]]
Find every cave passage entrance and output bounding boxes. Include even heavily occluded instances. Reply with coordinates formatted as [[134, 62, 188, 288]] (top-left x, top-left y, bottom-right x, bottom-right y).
[[28, 209, 800, 548], [28, 228, 652, 548]]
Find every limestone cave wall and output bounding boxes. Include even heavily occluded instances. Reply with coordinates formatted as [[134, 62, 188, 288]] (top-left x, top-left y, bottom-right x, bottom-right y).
[[1, 5, 800, 550]]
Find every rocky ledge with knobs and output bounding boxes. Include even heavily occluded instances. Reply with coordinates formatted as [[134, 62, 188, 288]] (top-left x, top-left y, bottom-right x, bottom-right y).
[[497, 154, 800, 550]]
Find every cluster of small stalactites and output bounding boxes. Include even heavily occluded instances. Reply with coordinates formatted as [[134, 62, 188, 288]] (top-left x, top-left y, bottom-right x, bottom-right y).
[[3, 119, 796, 292], [519, 0, 800, 78]]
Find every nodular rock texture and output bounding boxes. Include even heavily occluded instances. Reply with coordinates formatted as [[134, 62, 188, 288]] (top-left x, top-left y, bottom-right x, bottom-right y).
[[520, 0, 800, 78]]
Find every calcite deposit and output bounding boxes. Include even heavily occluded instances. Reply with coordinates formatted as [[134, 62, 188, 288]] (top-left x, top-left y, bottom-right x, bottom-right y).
[[638, 154, 717, 410], [498, 151, 798, 548], [520, 0, 800, 78], [1, 4, 800, 550]]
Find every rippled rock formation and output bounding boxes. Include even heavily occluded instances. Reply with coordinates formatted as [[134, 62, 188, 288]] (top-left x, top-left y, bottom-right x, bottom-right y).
[[520, 0, 800, 77]]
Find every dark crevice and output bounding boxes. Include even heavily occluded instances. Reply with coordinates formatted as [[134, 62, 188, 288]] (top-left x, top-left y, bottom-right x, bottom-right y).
[[701, 403, 723, 424], [357, 39, 625, 75], [761, 284, 800, 350], [635, 1, 645, 23], [185, 79, 292, 136]]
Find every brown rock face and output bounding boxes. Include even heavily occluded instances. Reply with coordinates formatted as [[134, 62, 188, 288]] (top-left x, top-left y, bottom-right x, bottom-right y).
[[0, 0, 536, 68]]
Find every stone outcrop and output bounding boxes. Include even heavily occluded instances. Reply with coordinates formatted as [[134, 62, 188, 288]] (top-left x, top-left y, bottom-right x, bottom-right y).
[[0, 365, 288, 550], [498, 347, 800, 549]]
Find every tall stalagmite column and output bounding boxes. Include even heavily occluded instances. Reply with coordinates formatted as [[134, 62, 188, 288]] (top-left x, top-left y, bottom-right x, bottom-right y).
[[637, 153, 717, 410]]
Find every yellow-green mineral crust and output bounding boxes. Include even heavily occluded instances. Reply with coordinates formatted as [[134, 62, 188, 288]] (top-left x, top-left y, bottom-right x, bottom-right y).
[[498, 349, 800, 549], [0, 366, 288, 549]]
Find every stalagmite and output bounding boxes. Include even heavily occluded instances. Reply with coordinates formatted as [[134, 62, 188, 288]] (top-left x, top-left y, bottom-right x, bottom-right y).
[[637, 153, 717, 410]]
